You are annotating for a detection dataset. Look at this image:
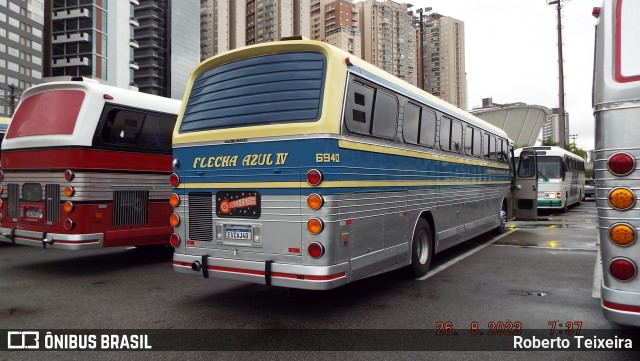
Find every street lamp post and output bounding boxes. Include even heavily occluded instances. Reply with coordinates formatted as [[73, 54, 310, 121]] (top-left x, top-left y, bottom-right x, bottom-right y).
[[548, 0, 567, 149]]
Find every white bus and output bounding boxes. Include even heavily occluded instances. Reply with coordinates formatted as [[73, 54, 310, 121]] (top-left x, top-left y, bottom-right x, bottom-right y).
[[593, 0, 640, 326], [514, 146, 585, 212]]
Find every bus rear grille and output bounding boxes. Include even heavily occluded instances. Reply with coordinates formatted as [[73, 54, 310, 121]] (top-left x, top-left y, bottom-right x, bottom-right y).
[[112, 190, 149, 226], [188, 192, 213, 242], [7, 184, 19, 219], [46, 184, 60, 222]]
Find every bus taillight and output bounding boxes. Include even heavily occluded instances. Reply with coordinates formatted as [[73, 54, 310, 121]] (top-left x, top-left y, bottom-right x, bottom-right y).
[[0, 170, 3, 181], [308, 242, 325, 259], [306, 169, 323, 186], [64, 201, 75, 213], [307, 194, 324, 210], [610, 258, 637, 281], [170, 233, 181, 247], [609, 187, 636, 210], [64, 218, 75, 230], [0, 199, 3, 209], [592, 7, 600, 18], [64, 169, 75, 181], [169, 213, 180, 227], [610, 223, 636, 246], [64, 186, 75, 197], [608, 153, 635, 176], [169, 193, 180, 207], [170, 173, 180, 187], [307, 218, 324, 235]]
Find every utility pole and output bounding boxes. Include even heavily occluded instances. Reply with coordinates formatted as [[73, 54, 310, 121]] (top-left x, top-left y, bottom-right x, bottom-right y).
[[548, 0, 567, 149], [417, 8, 424, 90], [9, 84, 16, 117]]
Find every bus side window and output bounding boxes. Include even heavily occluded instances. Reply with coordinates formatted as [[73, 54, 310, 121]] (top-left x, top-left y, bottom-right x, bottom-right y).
[[464, 126, 473, 155], [371, 90, 398, 139], [345, 81, 375, 135], [109, 110, 144, 145], [419, 109, 436, 147], [450, 120, 462, 152], [403, 102, 420, 144], [473, 128, 481, 157], [440, 117, 451, 151]]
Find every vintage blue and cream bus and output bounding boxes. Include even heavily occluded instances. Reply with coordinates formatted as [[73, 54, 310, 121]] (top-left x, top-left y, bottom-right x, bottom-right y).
[[514, 146, 585, 212], [169, 38, 537, 290], [593, 0, 640, 326]]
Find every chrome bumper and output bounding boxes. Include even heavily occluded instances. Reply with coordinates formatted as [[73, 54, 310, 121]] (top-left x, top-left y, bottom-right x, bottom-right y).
[[0, 227, 104, 250], [601, 281, 640, 327], [173, 252, 349, 290]]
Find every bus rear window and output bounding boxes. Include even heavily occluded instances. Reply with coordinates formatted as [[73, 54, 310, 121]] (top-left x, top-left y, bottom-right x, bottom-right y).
[[6, 90, 85, 138], [180, 51, 326, 133]]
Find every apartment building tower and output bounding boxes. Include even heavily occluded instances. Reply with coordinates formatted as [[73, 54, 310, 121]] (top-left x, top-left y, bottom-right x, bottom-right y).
[[357, 0, 416, 85], [134, 0, 199, 99], [44, 0, 137, 89], [0, 0, 45, 117], [310, 0, 360, 57], [422, 13, 467, 110]]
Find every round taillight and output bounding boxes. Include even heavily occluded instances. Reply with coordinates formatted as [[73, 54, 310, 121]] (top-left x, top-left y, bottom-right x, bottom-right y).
[[64, 186, 75, 197], [170, 173, 180, 187], [608, 187, 636, 210], [170, 213, 180, 227], [608, 153, 635, 176], [308, 242, 325, 259], [64, 201, 75, 213], [307, 193, 324, 210], [169, 193, 180, 207], [65, 169, 75, 181], [556, 192, 562, 199], [307, 218, 324, 235], [170, 233, 181, 247], [609, 258, 637, 281], [609, 223, 636, 246], [306, 169, 323, 186], [64, 218, 75, 230]]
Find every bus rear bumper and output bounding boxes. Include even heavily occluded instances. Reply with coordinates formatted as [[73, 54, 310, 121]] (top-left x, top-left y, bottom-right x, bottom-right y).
[[601, 282, 640, 327], [0, 227, 104, 250], [172, 253, 349, 290]]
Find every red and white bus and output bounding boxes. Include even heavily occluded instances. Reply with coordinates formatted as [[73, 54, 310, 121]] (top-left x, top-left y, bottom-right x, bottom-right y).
[[0, 78, 181, 250], [593, 0, 640, 326]]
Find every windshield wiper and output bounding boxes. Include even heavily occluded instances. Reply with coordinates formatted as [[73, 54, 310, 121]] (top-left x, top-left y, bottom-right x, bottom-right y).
[[537, 170, 548, 181]]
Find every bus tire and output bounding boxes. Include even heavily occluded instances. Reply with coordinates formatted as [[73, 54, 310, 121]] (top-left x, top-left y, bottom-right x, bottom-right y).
[[409, 218, 432, 277]]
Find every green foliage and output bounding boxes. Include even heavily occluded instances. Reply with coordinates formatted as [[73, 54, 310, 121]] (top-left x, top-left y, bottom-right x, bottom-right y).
[[566, 143, 587, 161], [542, 138, 559, 146]]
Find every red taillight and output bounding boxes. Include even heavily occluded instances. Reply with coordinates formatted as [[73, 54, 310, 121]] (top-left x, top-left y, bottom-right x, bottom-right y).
[[64, 218, 75, 230], [65, 169, 75, 181], [170, 233, 180, 247], [609, 258, 637, 281], [306, 169, 323, 186], [556, 192, 562, 199], [608, 153, 635, 176], [170, 173, 180, 187], [592, 7, 600, 18], [308, 242, 325, 259]]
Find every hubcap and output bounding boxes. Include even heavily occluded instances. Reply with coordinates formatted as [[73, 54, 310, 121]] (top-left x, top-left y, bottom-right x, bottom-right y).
[[417, 230, 429, 264]]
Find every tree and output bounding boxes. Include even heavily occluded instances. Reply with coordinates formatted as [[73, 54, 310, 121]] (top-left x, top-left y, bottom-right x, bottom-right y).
[[542, 138, 559, 146], [566, 143, 587, 161]]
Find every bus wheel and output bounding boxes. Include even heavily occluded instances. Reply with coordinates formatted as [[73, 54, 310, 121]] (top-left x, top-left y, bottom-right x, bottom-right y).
[[561, 192, 568, 213], [409, 218, 432, 277], [494, 203, 507, 235]]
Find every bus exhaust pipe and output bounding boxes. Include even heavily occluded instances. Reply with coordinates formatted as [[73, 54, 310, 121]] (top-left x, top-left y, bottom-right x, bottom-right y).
[[191, 261, 202, 272]]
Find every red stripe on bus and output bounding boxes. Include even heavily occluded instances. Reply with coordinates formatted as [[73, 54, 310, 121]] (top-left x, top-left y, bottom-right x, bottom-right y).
[[603, 300, 640, 313], [172, 261, 191, 267], [207, 265, 346, 281], [6, 90, 85, 138], [2, 148, 171, 172]]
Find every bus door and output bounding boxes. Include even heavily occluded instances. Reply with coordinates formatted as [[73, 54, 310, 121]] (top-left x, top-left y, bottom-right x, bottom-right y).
[[513, 148, 538, 220]]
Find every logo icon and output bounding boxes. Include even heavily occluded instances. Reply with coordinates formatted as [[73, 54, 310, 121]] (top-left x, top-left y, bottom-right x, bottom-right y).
[[7, 331, 40, 349]]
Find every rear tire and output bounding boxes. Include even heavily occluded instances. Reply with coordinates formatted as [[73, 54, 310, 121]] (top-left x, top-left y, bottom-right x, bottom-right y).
[[409, 218, 432, 277]]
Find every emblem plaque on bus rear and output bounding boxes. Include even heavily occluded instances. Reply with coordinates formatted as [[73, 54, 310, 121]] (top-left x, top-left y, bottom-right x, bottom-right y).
[[216, 191, 261, 219]]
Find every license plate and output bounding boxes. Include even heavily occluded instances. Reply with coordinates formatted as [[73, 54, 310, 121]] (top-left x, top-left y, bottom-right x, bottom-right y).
[[25, 209, 41, 218], [225, 228, 252, 240]]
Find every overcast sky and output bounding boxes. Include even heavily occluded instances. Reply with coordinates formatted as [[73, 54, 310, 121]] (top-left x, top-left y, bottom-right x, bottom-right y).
[[408, 0, 601, 150]]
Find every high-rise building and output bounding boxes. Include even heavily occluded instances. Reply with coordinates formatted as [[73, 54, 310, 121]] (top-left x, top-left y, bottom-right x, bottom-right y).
[[0, 0, 45, 117], [310, 0, 360, 57], [201, 0, 245, 60], [421, 13, 467, 110], [358, 0, 416, 85], [44, 0, 138, 89], [543, 108, 570, 145], [135, 0, 200, 99]]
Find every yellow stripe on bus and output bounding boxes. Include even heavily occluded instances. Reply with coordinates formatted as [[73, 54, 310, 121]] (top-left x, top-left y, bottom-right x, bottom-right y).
[[182, 180, 510, 189], [338, 140, 510, 169]]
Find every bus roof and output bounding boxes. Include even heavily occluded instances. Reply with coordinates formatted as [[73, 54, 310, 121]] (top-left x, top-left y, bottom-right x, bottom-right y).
[[514, 146, 585, 161], [2, 79, 181, 150]]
